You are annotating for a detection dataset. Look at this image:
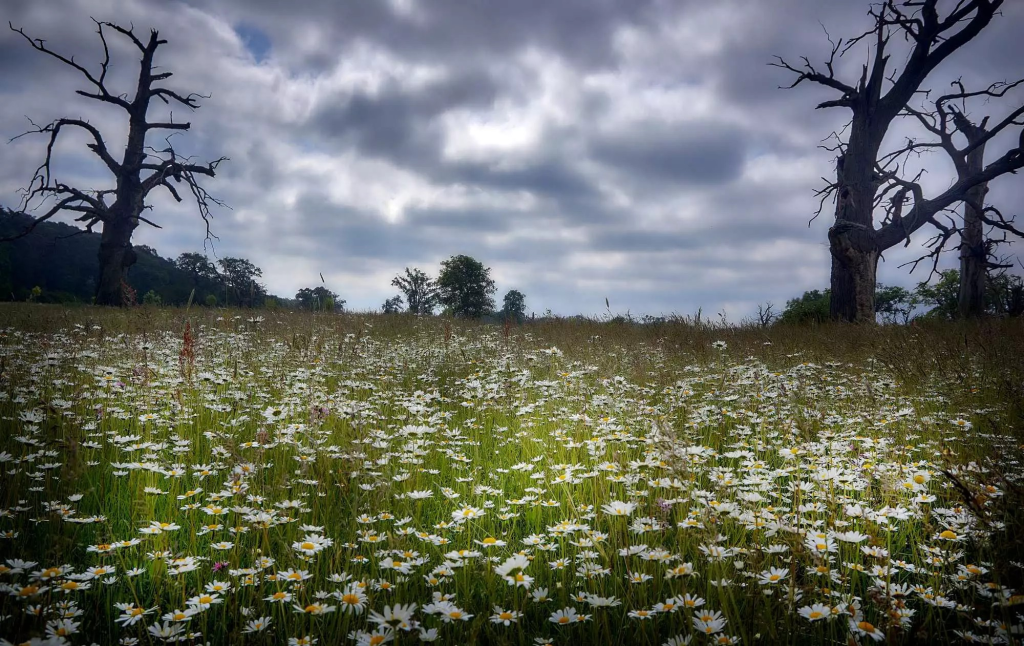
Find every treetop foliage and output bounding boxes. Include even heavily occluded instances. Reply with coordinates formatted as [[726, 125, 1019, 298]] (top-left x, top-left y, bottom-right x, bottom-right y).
[[436, 255, 496, 319]]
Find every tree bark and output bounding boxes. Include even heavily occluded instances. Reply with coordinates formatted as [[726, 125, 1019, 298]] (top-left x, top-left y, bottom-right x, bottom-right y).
[[829, 221, 880, 322], [95, 216, 139, 306], [957, 135, 988, 318], [829, 139, 882, 322]]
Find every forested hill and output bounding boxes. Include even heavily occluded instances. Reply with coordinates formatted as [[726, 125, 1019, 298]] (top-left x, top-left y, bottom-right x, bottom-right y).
[[0, 211, 215, 305]]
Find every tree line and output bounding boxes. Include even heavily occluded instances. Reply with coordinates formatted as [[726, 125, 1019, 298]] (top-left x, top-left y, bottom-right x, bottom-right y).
[[777, 270, 1024, 326], [0, 209, 267, 307], [11, 201, 1018, 325], [0, 210, 530, 318], [384, 256, 527, 321]]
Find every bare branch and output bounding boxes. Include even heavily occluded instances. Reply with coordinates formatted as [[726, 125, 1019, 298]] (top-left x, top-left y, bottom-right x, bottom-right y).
[[96, 21, 150, 52], [769, 55, 857, 105], [10, 118, 121, 176], [977, 204, 1024, 238], [877, 146, 1024, 250], [146, 121, 191, 131], [9, 21, 131, 111], [897, 212, 959, 278], [151, 88, 207, 109], [0, 196, 97, 242], [882, 0, 1003, 119]]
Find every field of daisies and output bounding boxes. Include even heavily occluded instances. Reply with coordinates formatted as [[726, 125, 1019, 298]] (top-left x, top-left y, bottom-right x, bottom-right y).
[[0, 306, 1022, 646]]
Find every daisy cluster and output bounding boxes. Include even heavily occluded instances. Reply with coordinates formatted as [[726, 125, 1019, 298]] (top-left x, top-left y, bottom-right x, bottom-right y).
[[0, 316, 1021, 646]]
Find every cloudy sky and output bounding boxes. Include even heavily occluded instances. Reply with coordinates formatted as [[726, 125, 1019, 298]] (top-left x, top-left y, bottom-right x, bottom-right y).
[[2, 0, 1022, 317]]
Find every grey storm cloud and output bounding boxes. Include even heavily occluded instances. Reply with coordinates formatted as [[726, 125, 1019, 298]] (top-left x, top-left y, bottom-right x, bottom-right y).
[[307, 69, 501, 162], [589, 124, 748, 186], [1, 0, 1022, 318]]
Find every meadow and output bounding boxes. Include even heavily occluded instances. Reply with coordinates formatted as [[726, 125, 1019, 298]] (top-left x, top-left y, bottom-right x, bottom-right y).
[[0, 304, 1022, 646]]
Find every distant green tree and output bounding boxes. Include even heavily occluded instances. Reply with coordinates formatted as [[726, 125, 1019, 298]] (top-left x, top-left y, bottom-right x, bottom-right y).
[[779, 289, 831, 324], [204, 294, 218, 307], [382, 295, 404, 314], [874, 284, 914, 324], [913, 270, 960, 320], [142, 289, 162, 306], [436, 255, 496, 319], [500, 289, 526, 323], [781, 284, 917, 324], [988, 272, 1024, 317], [913, 269, 1024, 319], [218, 257, 266, 308], [296, 286, 341, 311], [176, 252, 220, 286], [392, 268, 439, 315]]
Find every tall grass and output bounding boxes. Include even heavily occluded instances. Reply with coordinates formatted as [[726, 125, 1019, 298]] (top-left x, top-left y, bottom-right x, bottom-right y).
[[0, 303, 1021, 645]]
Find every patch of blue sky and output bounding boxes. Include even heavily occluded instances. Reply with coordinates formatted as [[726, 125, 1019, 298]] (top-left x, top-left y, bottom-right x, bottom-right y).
[[234, 22, 271, 64]]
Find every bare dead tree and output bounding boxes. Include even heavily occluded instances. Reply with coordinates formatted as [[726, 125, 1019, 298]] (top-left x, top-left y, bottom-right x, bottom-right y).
[[756, 302, 776, 328], [4, 19, 227, 306], [900, 78, 1024, 317], [771, 0, 1024, 322]]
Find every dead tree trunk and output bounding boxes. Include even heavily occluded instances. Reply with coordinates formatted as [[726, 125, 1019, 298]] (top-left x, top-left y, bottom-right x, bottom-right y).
[[5, 19, 226, 306], [95, 214, 139, 305], [958, 134, 988, 318], [828, 150, 882, 322]]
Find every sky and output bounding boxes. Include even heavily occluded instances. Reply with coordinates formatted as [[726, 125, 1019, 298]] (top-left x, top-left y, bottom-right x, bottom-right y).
[[2, 0, 1022, 318]]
